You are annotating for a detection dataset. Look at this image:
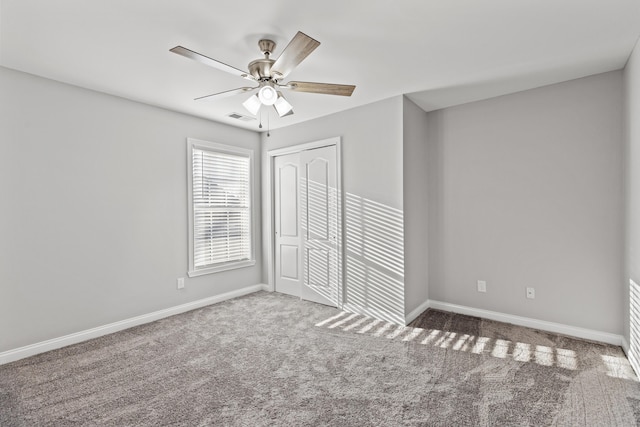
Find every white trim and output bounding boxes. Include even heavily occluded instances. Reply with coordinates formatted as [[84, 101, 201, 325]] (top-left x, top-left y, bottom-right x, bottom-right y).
[[188, 260, 256, 277], [336, 140, 344, 307], [629, 352, 640, 379], [265, 137, 344, 307], [405, 299, 431, 325], [267, 137, 339, 157], [186, 138, 257, 277], [0, 284, 268, 366], [628, 279, 640, 377], [623, 336, 640, 377], [428, 300, 623, 346]]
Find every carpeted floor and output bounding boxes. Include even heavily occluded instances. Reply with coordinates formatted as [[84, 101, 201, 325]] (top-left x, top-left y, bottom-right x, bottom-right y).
[[1, 291, 639, 426]]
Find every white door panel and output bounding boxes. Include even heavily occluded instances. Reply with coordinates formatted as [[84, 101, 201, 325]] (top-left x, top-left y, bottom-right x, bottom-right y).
[[301, 145, 338, 307], [273, 144, 339, 308], [279, 245, 299, 279], [274, 153, 301, 297]]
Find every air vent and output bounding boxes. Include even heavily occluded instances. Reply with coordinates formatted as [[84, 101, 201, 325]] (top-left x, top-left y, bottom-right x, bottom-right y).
[[227, 112, 255, 122]]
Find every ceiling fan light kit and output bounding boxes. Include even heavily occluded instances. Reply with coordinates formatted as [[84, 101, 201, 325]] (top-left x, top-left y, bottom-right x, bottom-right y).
[[242, 94, 262, 116], [170, 31, 356, 125], [274, 91, 294, 117], [258, 85, 277, 105]]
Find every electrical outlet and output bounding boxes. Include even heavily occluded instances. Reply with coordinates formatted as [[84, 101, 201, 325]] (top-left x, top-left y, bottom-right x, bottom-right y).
[[526, 287, 535, 299], [177, 277, 185, 290], [477, 280, 487, 293]]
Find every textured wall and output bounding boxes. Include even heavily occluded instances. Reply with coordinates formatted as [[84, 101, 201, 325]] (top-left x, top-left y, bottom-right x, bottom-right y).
[[624, 40, 640, 351], [427, 71, 624, 334], [403, 97, 429, 316], [0, 66, 262, 353], [263, 97, 406, 324]]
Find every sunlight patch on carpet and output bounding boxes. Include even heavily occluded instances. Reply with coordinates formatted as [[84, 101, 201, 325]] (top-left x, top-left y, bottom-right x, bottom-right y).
[[602, 355, 637, 380], [316, 311, 635, 377]]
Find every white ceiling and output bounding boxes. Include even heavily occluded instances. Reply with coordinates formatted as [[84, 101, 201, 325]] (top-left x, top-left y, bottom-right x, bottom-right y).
[[2, 1, 639, 131]]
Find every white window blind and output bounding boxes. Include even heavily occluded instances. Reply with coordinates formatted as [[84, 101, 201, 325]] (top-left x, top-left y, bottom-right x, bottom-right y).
[[188, 140, 253, 275]]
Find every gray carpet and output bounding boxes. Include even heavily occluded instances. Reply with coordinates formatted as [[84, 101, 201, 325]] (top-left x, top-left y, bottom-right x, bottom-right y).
[[1, 291, 640, 426]]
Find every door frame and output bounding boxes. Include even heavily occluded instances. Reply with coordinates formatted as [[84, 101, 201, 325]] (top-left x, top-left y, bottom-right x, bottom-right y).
[[265, 136, 344, 307]]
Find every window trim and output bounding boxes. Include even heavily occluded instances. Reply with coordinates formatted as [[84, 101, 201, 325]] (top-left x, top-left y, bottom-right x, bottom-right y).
[[187, 138, 256, 277]]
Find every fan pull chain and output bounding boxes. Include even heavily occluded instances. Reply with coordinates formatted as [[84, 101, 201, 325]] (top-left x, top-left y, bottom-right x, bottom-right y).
[[267, 112, 270, 137], [258, 109, 263, 129]]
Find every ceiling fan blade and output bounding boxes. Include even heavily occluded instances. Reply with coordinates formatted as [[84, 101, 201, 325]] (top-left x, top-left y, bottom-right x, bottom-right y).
[[287, 81, 356, 96], [270, 32, 320, 79], [170, 46, 256, 82], [194, 87, 257, 101]]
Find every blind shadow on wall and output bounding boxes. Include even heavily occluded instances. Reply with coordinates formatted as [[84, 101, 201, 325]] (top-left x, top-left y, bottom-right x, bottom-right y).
[[343, 192, 405, 324]]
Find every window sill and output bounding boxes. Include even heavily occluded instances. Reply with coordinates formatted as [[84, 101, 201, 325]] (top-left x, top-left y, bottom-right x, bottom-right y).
[[188, 260, 256, 277]]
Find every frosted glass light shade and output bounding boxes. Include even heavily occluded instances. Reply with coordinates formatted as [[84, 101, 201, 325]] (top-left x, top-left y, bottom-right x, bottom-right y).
[[242, 94, 261, 115], [258, 86, 277, 105], [274, 92, 294, 117]]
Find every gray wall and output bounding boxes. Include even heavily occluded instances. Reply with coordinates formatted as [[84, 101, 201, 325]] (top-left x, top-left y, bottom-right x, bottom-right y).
[[2, 61, 627, 354], [0, 66, 262, 353], [624, 41, 640, 346], [402, 97, 429, 316], [262, 96, 406, 324], [427, 71, 624, 334]]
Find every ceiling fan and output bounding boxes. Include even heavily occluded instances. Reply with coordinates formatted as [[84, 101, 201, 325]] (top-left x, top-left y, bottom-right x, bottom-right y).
[[170, 31, 356, 119]]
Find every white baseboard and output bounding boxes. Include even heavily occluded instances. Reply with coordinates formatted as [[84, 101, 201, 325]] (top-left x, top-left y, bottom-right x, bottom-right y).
[[0, 284, 268, 366], [2, 288, 623, 366], [405, 299, 431, 325], [622, 336, 640, 377], [622, 337, 630, 355], [428, 300, 623, 346]]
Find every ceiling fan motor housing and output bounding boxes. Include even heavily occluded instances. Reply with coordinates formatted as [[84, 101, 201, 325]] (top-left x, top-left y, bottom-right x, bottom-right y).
[[248, 58, 275, 81], [258, 39, 276, 56], [249, 39, 278, 81]]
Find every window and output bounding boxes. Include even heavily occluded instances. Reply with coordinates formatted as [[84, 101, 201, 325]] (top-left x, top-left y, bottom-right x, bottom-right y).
[[187, 138, 255, 277]]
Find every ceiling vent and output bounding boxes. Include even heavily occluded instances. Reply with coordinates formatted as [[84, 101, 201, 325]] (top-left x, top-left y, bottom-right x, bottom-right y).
[[227, 112, 255, 122]]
